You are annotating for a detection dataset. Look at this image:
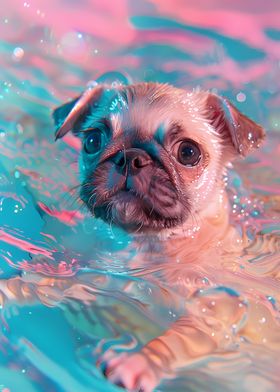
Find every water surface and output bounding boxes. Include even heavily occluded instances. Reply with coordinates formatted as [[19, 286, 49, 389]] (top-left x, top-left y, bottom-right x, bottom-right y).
[[0, 1, 280, 391]]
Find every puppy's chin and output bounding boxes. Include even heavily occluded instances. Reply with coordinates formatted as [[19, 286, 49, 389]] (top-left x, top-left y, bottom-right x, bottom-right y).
[[93, 190, 187, 233]]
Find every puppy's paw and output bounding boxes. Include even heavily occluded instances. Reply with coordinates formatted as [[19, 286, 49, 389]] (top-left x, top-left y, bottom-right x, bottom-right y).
[[97, 350, 162, 392]]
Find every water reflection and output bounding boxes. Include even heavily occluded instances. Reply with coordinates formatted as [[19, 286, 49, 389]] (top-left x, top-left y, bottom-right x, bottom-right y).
[[0, 0, 280, 391]]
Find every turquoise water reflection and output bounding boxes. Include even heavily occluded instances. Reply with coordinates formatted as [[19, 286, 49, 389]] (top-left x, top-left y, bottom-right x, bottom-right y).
[[0, 1, 280, 391]]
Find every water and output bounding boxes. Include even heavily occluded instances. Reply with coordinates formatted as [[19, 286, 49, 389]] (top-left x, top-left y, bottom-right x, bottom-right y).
[[0, 0, 280, 391]]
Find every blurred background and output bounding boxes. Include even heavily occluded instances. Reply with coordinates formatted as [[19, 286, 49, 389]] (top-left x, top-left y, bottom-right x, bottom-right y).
[[1, 0, 280, 129], [0, 2, 280, 391]]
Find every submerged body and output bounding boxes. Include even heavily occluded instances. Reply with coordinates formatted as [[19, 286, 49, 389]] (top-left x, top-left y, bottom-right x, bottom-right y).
[[1, 201, 280, 391], [1, 82, 279, 391]]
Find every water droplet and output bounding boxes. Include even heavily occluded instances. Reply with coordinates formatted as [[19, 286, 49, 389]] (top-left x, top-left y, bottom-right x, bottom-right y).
[[16, 123, 24, 134], [251, 210, 260, 217], [267, 295, 276, 306], [236, 92, 246, 102], [12, 47, 24, 61], [201, 277, 209, 285], [14, 171, 20, 179]]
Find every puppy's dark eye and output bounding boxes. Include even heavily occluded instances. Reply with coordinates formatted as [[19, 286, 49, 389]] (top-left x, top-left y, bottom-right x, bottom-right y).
[[177, 140, 201, 166], [84, 129, 106, 155]]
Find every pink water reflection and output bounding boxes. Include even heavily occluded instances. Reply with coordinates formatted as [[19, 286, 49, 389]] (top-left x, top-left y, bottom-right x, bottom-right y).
[[1, 0, 280, 94]]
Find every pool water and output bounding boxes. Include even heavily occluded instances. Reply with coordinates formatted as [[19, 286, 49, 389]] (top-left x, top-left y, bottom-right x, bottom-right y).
[[0, 1, 280, 391]]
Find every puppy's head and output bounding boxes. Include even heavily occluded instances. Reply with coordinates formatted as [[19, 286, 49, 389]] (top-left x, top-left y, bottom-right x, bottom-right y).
[[53, 82, 265, 233]]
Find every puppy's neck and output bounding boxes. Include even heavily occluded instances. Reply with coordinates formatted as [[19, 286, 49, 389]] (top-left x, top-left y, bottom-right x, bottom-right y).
[[129, 192, 230, 265]]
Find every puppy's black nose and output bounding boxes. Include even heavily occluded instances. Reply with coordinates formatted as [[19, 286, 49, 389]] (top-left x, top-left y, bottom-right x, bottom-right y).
[[113, 148, 152, 174]]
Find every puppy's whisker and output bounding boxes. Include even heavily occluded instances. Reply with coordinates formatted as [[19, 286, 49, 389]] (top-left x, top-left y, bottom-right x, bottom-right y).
[[148, 200, 155, 217], [60, 189, 82, 209], [135, 220, 144, 234], [123, 143, 127, 166], [88, 192, 97, 208]]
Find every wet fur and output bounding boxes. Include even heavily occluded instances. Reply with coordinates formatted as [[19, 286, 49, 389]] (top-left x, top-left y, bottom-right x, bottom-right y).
[[54, 82, 264, 235], [0, 82, 266, 392]]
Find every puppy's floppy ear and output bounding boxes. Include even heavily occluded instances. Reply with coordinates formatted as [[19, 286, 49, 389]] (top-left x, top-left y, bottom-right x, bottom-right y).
[[53, 84, 104, 140], [205, 93, 265, 156], [53, 97, 80, 137]]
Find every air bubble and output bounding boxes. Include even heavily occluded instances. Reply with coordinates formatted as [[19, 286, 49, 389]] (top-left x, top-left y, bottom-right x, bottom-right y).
[[250, 210, 260, 217], [236, 92, 246, 102], [12, 47, 24, 61], [16, 123, 24, 133]]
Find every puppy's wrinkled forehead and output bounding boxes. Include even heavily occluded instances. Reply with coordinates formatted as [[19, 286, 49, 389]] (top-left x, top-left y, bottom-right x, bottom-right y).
[[54, 81, 265, 160], [80, 83, 196, 140]]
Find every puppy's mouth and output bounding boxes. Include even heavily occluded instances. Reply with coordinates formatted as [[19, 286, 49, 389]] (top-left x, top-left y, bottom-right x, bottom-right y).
[[94, 186, 186, 231], [81, 150, 189, 232], [95, 190, 150, 229]]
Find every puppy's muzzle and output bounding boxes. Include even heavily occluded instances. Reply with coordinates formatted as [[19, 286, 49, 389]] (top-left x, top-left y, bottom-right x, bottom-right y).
[[112, 148, 152, 175]]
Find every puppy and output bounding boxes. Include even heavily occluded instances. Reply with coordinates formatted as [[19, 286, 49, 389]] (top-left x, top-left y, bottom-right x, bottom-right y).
[[52, 81, 270, 391], [54, 82, 264, 233], [0, 82, 271, 391]]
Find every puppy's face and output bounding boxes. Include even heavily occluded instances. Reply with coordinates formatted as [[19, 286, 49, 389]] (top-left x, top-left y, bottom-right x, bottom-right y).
[[54, 83, 265, 232]]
